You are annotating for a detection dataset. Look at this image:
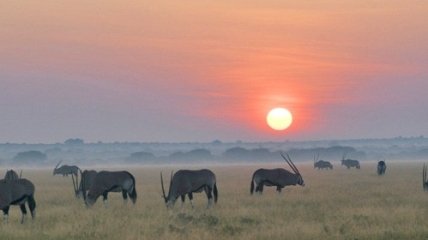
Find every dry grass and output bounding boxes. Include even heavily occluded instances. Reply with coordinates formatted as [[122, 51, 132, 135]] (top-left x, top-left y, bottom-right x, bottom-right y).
[[1, 161, 428, 239]]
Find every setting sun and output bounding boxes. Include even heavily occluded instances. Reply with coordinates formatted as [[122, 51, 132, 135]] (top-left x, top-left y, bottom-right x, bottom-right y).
[[266, 108, 293, 131]]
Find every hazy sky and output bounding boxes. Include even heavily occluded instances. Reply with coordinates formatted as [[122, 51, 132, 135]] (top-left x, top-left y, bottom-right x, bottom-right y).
[[1, 1, 427, 143]]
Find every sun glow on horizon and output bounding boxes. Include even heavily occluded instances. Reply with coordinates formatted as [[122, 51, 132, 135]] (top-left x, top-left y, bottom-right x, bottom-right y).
[[266, 108, 293, 131]]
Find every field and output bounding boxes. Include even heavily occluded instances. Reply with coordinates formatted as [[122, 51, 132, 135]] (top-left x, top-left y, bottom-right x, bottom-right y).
[[1, 161, 428, 240]]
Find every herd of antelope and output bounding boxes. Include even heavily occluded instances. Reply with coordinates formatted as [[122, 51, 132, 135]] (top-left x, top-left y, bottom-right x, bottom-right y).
[[0, 152, 426, 224]]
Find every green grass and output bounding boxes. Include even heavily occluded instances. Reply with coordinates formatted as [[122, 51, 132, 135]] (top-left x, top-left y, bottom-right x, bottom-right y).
[[1, 161, 428, 239]]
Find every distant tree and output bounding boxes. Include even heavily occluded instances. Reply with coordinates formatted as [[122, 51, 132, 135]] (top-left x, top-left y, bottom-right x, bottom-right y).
[[169, 151, 185, 159], [45, 147, 62, 154], [187, 149, 212, 158], [223, 147, 250, 159], [211, 140, 222, 145], [169, 149, 212, 161], [13, 150, 47, 164], [64, 138, 84, 145], [126, 151, 156, 163], [250, 148, 274, 159]]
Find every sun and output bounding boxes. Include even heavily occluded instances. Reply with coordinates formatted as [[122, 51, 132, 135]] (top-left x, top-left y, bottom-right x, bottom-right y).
[[266, 108, 293, 131]]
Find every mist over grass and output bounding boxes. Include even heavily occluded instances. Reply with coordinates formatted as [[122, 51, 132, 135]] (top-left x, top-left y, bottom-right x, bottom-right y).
[[1, 161, 428, 239], [2, 136, 428, 168]]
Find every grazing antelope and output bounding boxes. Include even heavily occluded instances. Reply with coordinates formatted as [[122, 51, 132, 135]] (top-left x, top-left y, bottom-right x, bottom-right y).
[[423, 164, 428, 191], [161, 169, 218, 209], [85, 171, 137, 207], [313, 153, 333, 170], [377, 160, 386, 175], [341, 153, 360, 169], [0, 178, 36, 224], [250, 153, 305, 195]]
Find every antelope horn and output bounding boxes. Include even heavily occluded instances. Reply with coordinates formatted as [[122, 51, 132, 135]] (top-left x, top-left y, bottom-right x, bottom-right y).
[[55, 160, 62, 169], [71, 174, 77, 192], [281, 153, 293, 168], [281, 153, 299, 175], [160, 172, 167, 200], [285, 153, 300, 175]]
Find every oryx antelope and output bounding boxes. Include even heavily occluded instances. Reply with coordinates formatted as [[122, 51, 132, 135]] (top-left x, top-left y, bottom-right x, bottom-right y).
[[4, 169, 22, 181], [313, 153, 333, 170], [85, 171, 137, 207], [377, 160, 386, 175], [341, 154, 360, 169], [423, 164, 428, 191], [53, 161, 81, 196], [161, 169, 218, 209], [0, 178, 36, 224], [250, 153, 305, 195], [75, 170, 97, 199], [53, 161, 80, 177]]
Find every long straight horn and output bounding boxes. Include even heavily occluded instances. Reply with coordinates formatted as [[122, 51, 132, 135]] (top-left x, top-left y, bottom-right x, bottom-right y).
[[71, 174, 77, 192], [285, 153, 300, 175], [280, 152, 292, 170], [160, 172, 167, 201], [280, 153, 299, 174], [74, 174, 78, 192], [55, 160, 62, 169]]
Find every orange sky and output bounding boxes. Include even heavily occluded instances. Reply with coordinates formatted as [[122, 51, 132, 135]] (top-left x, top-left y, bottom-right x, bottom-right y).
[[0, 1, 427, 142]]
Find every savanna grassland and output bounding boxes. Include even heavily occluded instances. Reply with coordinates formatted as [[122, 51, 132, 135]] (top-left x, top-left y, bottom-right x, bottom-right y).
[[1, 161, 428, 240]]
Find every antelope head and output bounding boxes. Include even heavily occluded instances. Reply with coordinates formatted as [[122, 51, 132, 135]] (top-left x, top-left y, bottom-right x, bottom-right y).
[[53, 160, 62, 175], [281, 153, 305, 186], [160, 171, 175, 208]]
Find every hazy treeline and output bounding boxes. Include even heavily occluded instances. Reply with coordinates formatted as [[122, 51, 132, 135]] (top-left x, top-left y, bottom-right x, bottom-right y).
[[0, 136, 428, 167]]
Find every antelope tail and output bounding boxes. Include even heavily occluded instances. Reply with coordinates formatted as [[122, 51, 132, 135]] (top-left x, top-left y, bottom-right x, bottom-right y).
[[129, 173, 137, 203], [250, 177, 255, 195]]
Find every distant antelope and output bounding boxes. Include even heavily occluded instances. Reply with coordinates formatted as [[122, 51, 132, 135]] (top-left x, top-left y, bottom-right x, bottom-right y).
[[0, 178, 36, 224], [53, 161, 80, 177], [85, 171, 137, 207], [377, 159, 386, 175], [53, 161, 81, 196], [341, 153, 360, 169], [313, 153, 333, 170], [161, 169, 218, 209], [250, 153, 305, 195]]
